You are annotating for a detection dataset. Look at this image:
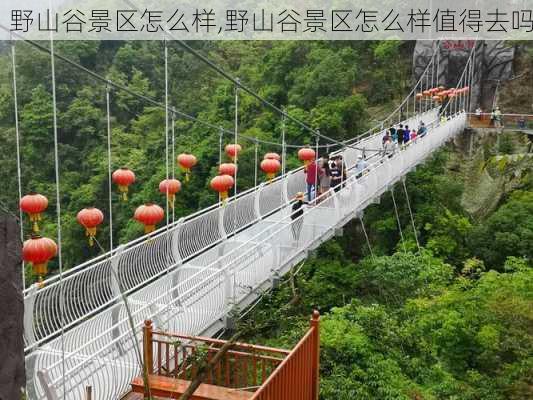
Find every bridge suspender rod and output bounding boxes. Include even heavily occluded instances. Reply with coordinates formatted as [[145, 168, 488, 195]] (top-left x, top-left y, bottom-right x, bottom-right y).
[[358, 215, 375, 261], [315, 135, 320, 202], [282, 112, 287, 177], [164, 40, 170, 228], [218, 128, 223, 203], [254, 140, 258, 189], [106, 86, 114, 251], [390, 187, 407, 253], [402, 179, 421, 253], [171, 112, 176, 223], [10, 38, 25, 291], [49, 26, 67, 399]]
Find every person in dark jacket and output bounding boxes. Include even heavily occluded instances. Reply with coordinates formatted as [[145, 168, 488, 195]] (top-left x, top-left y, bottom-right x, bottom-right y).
[[397, 124, 404, 146], [291, 192, 308, 241]]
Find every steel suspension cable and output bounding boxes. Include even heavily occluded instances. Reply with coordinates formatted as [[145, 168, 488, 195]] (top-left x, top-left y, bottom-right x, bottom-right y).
[[390, 187, 407, 253], [105, 86, 114, 251], [175, 40, 392, 153], [401, 178, 421, 253], [0, 27, 328, 150], [49, 26, 66, 399], [10, 38, 25, 291], [3, 26, 434, 153], [358, 214, 375, 260]]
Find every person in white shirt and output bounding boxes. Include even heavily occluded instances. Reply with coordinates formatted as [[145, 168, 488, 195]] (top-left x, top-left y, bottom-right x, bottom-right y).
[[355, 155, 368, 178]]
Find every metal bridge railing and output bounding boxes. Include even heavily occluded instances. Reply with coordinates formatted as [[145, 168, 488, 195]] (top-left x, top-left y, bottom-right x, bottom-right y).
[[29, 110, 463, 400]]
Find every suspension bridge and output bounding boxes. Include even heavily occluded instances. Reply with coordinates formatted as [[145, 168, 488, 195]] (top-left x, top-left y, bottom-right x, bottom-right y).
[[7, 37, 479, 400]]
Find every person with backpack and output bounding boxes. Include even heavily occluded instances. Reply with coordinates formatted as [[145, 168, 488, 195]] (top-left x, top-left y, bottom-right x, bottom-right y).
[[336, 156, 348, 189], [290, 192, 308, 242], [418, 121, 427, 137], [330, 155, 342, 190], [389, 126, 397, 141]]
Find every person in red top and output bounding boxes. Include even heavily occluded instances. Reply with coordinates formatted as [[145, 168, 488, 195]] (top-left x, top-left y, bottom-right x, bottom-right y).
[[305, 159, 323, 202]]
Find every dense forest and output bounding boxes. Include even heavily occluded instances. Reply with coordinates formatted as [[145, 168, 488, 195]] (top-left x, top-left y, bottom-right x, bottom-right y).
[[0, 40, 406, 281], [1, 40, 532, 399]]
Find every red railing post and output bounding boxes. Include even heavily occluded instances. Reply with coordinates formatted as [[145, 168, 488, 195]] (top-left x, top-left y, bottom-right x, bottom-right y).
[[143, 320, 154, 375], [310, 310, 320, 400]]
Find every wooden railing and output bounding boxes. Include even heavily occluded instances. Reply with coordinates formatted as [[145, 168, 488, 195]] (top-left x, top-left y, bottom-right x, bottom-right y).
[[139, 312, 320, 399], [250, 311, 320, 400]]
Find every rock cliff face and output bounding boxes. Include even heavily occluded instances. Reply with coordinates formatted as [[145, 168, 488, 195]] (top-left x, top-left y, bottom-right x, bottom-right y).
[[451, 129, 532, 218], [413, 41, 515, 112], [0, 214, 25, 400]]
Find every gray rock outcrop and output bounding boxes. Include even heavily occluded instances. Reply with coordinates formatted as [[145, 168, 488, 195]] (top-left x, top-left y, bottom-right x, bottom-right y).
[[413, 40, 515, 112], [0, 214, 25, 400]]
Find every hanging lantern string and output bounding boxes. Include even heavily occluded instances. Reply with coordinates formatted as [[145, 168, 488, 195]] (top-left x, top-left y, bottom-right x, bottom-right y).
[[10, 36, 25, 291]]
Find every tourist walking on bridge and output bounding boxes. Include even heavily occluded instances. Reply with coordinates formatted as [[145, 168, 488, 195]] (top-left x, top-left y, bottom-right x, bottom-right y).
[[397, 124, 404, 146], [355, 155, 368, 178], [305, 158, 322, 202], [318, 159, 332, 202], [290, 192, 307, 242], [418, 121, 427, 137]]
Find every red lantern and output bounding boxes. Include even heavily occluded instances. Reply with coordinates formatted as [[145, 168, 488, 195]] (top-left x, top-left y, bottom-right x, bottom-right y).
[[159, 179, 182, 209], [225, 144, 242, 162], [416, 93, 423, 99], [177, 153, 197, 183], [112, 168, 135, 201], [23, 235, 57, 284], [438, 85, 445, 90], [20, 192, 48, 233], [264, 152, 281, 161], [218, 163, 237, 177], [76, 207, 104, 247], [298, 148, 316, 170], [423, 90, 431, 97], [432, 96, 441, 102], [261, 159, 281, 182], [211, 174, 234, 202], [134, 203, 165, 234], [463, 86, 470, 92]]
